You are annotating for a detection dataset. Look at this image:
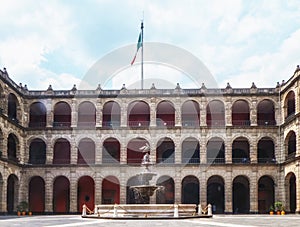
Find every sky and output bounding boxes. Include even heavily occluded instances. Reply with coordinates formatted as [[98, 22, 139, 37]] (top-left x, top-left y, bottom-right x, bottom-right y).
[[0, 0, 300, 90]]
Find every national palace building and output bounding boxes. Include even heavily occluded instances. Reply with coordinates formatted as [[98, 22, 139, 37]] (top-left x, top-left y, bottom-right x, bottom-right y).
[[0, 65, 300, 215]]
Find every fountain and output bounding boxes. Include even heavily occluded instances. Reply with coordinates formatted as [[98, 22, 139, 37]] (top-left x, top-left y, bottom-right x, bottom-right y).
[[82, 144, 212, 219]]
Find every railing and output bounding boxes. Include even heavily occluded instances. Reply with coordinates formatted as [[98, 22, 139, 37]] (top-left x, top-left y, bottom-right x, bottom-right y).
[[207, 158, 225, 164], [53, 122, 71, 128], [257, 158, 276, 163], [182, 158, 200, 164], [257, 120, 276, 126], [77, 122, 96, 128], [206, 120, 225, 128], [232, 158, 250, 164], [102, 121, 121, 128], [182, 121, 200, 127], [156, 120, 175, 127], [102, 158, 120, 164], [28, 122, 46, 128], [128, 121, 150, 128], [286, 152, 296, 161], [232, 120, 251, 126]]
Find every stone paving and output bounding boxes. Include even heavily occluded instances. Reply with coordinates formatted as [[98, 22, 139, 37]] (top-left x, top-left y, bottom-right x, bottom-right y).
[[0, 214, 300, 227]]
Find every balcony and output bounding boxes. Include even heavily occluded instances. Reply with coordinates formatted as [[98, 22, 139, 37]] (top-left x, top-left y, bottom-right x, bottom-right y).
[[156, 120, 175, 128], [206, 120, 225, 128], [232, 120, 251, 126], [128, 121, 150, 129], [182, 121, 200, 128], [182, 158, 200, 164], [53, 122, 71, 128], [232, 158, 250, 164], [257, 120, 276, 126]]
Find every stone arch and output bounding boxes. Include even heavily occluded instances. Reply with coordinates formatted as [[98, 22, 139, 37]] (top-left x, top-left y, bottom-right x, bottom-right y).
[[156, 137, 175, 164], [7, 133, 19, 162], [53, 176, 70, 213], [232, 137, 250, 163], [29, 176, 45, 213], [258, 175, 274, 214], [181, 175, 199, 204], [285, 172, 296, 213], [156, 176, 175, 204], [29, 102, 47, 128], [285, 130, 296, 160], [207, 137, 225, 164], [285, 90, 295, 118], [77, 101, 96, 127], [181, 100, 200, 127], [257, 137, 275, 163], [102, 101, 121, 128], [77, 138, 95, 164], [232, 175, 250, 214], [53, 101, 71, 128], [77, 176, 95, 212], [207, 175, 225, 214], [232, 99, 250, 126], [102, 176, 120, 204], [103, 137, 120, 163], [181, 137, 200, 164], [127, 100, 150, 128], [7, 174, 19, 213], [29, 138, 46, 164], [8, 93, 19, 121], [127, 137, 149, 164], [156, 100, 175, 127], [257, 99, 276, 125], [53, 138, 70, 164], [206, 100, 225, 127]]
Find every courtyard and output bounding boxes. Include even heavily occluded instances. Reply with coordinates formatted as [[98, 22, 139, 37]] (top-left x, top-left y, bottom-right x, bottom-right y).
[[1, 215, 300, 227]]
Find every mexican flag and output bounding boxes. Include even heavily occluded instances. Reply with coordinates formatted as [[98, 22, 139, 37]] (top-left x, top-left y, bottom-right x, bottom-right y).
[[131, 32, 142, 65]]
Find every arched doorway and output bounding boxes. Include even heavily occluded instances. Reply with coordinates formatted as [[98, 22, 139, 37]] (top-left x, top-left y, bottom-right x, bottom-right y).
[[29, 176, 45, 213], [77, 101, 96, 128], [156, 176, 174, 204], [258, 176, 274, 214], [207, 175, 225, 214], [181, 137, 200, 164], [102, 176, 120, 204], [233, 176, 250, 214], [126, 176, 140, 204], [156, 101, 175, 127], [182, 175, 199, 204], [156, 137, 175, 164], [232, 100, 250, 126], [77, 138, 95, 164], [7, 174, 19, 213], [285, 172, 296, 213], [29, 138, 46, 164], [77, 176, 94, 212], [53, 176, 70, 213], [127, 137, 149, 165], [181, 100, 200, 127], [102, 138, 120, 163]]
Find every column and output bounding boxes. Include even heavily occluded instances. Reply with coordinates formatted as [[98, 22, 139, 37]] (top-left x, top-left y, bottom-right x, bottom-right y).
[[94, 173, 102, 205], [44, 170, 53, 212], [224, 172, 232, 213], [150, 100, 156, 127], [95, 100, 102, 127], [174, 172, 181, 203], [199, 172, 207, 205], [200, 98, 207, 127], [225, 137, 232, 164], [69, 171, 77, 212], [46, 99, 53, 128], [225, 99, 232, 126], [120, 101, 127, 127], [71, 99, 77, 128], [46, 135, 53, 164], [250, 170, 258, 213]]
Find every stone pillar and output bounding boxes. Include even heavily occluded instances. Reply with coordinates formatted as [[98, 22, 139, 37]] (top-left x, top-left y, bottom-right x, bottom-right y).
[[296, 164, 300, 213], [120, 145, 127, 165], [70, 141, 77, 165], [46, 136, 53, 164], [200, 98, 207, 127], [174, 172, 181, 203], [95, 139, 102, 164], [45, 170, 53, 212], [250, 143, 257, 164], [199, 172, 207, 206], [174, 139, 181, 164], [150, 140, 156, 164], [120, 101, 127, 127], [71, 99, 77, 128], [150, 99, 156, 127], [46, 99, 53, 128], [95, 101, 102, 127], [0, 175, 7, 212], [250, 170, 258, 213], [69, 171, 77, 212], [175, 106, 181, 127], [200, 135, 206, 164], [224, 172, 232, 213], [94, 173, 102, 205], [250, 100, 257, 126], [225, 137, 232, 164], [1, 136, 7, 159], [225, 99, 232, 126]]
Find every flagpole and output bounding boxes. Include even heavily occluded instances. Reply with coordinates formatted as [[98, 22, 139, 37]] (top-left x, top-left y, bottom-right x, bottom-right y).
[[141, 21, 144, 90]]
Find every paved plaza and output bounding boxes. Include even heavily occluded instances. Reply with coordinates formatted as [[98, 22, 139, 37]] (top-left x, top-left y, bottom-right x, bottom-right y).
[[1, 215, 300, 227]]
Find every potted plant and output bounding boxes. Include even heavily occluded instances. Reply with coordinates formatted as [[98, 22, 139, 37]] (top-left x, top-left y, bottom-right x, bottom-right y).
[[18, 201, 28, 215], [281, 206, 285, 215], [269, 205, 274, 215], [274, 201, 283, 215]]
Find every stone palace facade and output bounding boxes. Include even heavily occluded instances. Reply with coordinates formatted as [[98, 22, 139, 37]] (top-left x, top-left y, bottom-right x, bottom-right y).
[[0, 66, 299, 214]]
